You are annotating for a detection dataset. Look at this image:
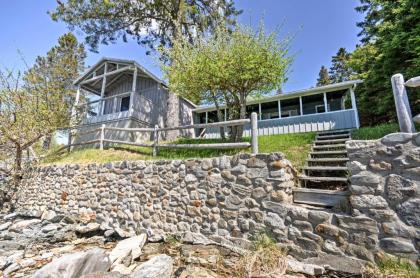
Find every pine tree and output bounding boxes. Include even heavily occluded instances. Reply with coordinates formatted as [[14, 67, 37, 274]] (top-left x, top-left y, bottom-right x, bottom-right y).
[[316, 66, 331, 86], [329, 48, 352, 83]]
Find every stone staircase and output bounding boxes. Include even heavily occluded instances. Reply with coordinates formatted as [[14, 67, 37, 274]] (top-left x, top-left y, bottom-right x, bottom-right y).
[[293, 130, 352, 208]]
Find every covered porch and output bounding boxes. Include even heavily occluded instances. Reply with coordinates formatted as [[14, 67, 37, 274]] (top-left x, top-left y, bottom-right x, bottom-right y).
[[193, 80, 362, 138], [72, 58, 160, 126]]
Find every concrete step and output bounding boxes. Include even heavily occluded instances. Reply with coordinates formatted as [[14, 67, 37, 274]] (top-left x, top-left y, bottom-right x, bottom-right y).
[[316, 134, 351, 140], [307, 158, 349, 163], [301, 166, 348, 171], [314, 138, 349, 145], [293, 188, 350, 207], [317, 129, 352, 136], [312, 144, 346, 150], [299, 175, 348, 182], [310, 150, 348, 155]]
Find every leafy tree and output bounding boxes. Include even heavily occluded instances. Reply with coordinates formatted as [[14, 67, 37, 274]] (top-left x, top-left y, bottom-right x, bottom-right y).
[[0, 33, 86, 186], [349, 0, 420, 125], [50, 0, 241, 55], [163, 25, 292, 141], [329, 47, 352, 83], [316, 66, 331, 86]]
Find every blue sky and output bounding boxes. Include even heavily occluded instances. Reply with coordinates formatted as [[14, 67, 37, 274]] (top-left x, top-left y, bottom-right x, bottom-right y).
[[0, 0, 363, 92]]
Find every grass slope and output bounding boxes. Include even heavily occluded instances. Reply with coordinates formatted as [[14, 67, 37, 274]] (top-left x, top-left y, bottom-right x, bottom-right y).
[[43, 132, 315, 167], [352, 122, 420, 140], [41, 122, 419, 167]]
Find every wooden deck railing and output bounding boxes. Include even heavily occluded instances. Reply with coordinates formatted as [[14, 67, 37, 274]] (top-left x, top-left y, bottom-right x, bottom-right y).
[[63, 112, 259, 156]]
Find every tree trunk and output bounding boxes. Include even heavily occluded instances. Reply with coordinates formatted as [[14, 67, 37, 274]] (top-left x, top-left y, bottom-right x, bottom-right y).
[[212, 92, 226, 140], [232, 93, 247, 142], [14, 145, 22, 186], [42, 134, 52, 150]]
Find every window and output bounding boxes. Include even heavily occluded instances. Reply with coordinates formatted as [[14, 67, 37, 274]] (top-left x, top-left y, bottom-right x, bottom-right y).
[[327, 89, 348, 111], [261, 101, 279, 119], [207, 110, 218, 123], [280, 98, 300, 117], [302, 94, 324, 115], [246, 104, 259, 118], [120, 96, 130, 112], [198, 112, 206, 124], [315, 105, 326, 113]]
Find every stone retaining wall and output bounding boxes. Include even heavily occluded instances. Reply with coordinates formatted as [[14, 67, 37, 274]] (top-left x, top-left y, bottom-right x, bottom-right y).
[[346, 132, 419, 262], [14, 133, 420, 264]]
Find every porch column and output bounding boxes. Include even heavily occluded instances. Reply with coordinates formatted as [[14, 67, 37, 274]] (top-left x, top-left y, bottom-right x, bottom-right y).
[[323, 92, 328, 112], [258, 103, 262, 120], [350, 87, 360, 128], [224, 108, 227, 121], [278, 100, 281, 118], [205, 111, 208, 124], [299, 96, 303, 115], [99, 62, 108, 115], [130, 67, 138, 114]]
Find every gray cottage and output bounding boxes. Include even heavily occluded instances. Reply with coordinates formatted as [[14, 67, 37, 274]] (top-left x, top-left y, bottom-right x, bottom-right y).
[[72, 57, 362, 145], [72, 58, 196, 144]]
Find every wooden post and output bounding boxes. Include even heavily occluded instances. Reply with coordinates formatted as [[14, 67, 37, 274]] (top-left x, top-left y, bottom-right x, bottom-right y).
[[100, 124, 105, 150], [153, 124, 159, 157], [349, 87, 360, 129], [278, 100, 281, 118], [391, 74, 416, 133], [299, 96, 303, 115], [130, 67, 137, 114], [258, 103, 262, 120], [323, 92, 328, 112], [100, 63, 108, 115], [67, 128, 72, 153], [251, 112, 258, 155]]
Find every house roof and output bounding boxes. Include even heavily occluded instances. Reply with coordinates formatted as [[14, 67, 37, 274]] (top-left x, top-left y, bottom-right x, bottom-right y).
[[74, 57, 165, 86], [193, 79, 363, 113], [74, 57, 197, 108]]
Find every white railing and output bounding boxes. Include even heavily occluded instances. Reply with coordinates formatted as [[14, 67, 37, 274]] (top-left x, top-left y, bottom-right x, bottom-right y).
[[60, 112, 259, 157], [391, 74, 419, 132], [77, 91, 152, 124]]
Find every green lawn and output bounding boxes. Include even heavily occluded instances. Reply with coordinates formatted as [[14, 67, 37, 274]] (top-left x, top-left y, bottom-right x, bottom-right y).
[[42, 132, 316, 168], [351, 122, 420, 140], [41, 122, 419, 167]]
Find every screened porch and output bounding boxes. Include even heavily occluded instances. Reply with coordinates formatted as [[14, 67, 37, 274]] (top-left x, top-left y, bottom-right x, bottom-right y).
[[193, 80, 362, 138]]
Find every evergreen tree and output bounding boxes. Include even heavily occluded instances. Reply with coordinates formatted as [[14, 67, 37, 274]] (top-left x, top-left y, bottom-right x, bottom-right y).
[[50, 0, 241, 57], [316, 66, 331, 86], [329, 48, 352, 83], [24, 32, 86, 149], [349, 0, 420, 125]]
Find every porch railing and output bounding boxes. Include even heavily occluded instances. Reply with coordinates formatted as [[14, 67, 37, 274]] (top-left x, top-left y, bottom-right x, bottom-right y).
[[77, 91, 152, 125]]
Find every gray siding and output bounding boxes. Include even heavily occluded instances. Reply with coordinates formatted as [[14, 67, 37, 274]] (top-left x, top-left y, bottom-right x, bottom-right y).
[[179, 98, 195, 137], [203, 109, 358, 138]]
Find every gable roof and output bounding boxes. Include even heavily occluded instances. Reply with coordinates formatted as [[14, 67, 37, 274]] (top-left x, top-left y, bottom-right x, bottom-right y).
[[74, 57, 197, 108], [73, 57, 165, 86]]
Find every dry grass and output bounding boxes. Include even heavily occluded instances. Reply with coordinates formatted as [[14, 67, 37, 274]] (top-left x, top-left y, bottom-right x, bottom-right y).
[[235, 232, 287, 278], [362, 255, 420, 278]]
